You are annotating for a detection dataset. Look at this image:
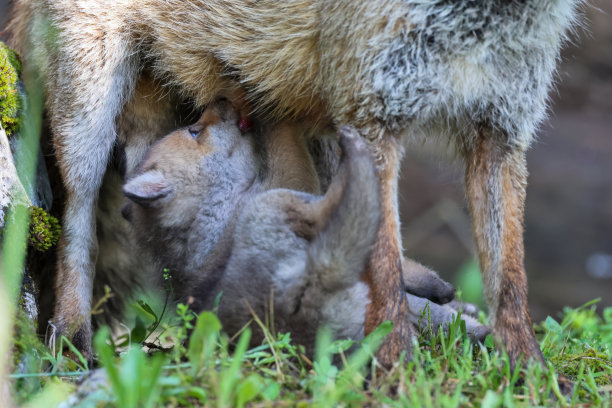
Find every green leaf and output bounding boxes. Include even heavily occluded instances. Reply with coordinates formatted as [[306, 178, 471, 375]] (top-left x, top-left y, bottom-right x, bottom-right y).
[[481, 390, 502, 408], [132, 300, 158, 325], [188, 311, 222, 376], [141, 353, 166, 408], [484, 334, 495, 349], [314, 326, 334, 378], [545, 316, 563, 334], [94, 327, 124, 403], [261, 381, 281, 401], [130, 316, 147, 344], [219, 328, 252, 407], [120, 347, 144, 408], [359, 320, 393, 355], [60, 336, 88, 371], [188, 386, 207, 403], [213, 291, 223, 314], [236, 374, 263, 408], [330, 339, 355, 354], [158, 376, 181, 387]]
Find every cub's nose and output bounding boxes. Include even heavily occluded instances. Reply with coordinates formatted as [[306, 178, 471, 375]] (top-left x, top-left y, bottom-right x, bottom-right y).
[[195, 98, 238, 130], [214, 98, 239, 123], [212, 98, 253, 134]]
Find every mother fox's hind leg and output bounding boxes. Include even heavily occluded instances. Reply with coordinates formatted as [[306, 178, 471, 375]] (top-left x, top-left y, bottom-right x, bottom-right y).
[[464, 134, 575, 392], [48, 23, 136, 357], [464, 132, 542, 368]]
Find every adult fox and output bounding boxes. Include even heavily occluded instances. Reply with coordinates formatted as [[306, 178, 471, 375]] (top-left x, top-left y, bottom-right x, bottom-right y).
[[6, 0, 580, 375]]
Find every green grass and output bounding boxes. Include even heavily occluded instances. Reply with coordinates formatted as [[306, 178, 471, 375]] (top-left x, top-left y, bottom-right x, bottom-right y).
[[6, 296, 611, 408]]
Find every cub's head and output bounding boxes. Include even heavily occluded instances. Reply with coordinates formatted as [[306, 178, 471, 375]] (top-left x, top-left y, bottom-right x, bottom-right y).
[[122, 99, 260, 229]]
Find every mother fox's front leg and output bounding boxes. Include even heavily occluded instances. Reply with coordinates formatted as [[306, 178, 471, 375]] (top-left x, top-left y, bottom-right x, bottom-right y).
[[361, 136, 414, 367], [47, 18, 137, 357]]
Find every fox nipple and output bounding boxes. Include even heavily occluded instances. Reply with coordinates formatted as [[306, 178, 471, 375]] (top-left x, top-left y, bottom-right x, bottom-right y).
[[238, 116, 253, 133]]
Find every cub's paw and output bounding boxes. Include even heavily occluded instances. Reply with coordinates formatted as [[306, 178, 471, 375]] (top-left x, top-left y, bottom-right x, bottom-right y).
[[402, 257, 456, 304]]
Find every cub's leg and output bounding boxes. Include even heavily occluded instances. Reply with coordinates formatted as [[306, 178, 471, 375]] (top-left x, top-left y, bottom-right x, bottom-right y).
[[405, 293, 490, 343], [271, 126, 379, 345], [308, 131, 457, 310], [303, 126, 380, 291], [269, 126, 381, 290], [309, 128, 419, 367]]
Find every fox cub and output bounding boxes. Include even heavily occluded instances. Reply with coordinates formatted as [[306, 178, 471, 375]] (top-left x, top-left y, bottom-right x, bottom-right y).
[[122, 101, 487, 350], [122, 100, 379, 350]]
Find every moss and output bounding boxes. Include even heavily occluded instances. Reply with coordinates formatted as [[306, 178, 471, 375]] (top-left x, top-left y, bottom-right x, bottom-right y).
[[13, 281, 45, 368], [552, 348, 612, 387], [12, 300, 46, 394], [0, 41, 23, 135], [28, 206, 61, 252]]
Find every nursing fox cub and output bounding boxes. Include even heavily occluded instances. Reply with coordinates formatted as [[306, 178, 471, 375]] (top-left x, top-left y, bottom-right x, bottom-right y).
[[122, 100, 488, 351]]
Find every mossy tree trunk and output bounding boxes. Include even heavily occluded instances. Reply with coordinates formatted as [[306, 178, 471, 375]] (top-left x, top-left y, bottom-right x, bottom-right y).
[[0, 123, 30, 224], [1, 41, 56, 403]]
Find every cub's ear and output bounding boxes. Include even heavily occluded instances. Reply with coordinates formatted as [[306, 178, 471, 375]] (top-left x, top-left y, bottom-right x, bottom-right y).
[[123, 171, 172, 207]]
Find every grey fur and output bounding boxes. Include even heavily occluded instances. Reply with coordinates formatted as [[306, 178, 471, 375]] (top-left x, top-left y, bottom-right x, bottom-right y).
[[124, 105, 380, 352], [124, 105, 488, 352], [406, 294, 490, 342], [368, 0, 581, 149]]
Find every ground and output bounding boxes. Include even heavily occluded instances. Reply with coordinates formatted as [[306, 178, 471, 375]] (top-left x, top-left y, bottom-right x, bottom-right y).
[[8, 299, 612, 407]]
